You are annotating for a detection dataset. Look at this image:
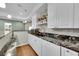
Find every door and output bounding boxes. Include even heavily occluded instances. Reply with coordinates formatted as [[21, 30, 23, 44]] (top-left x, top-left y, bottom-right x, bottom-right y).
[[56, 3, 73, 28]]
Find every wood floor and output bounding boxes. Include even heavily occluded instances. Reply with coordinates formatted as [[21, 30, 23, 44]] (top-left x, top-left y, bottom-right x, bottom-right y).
[[16, 44, 38, 56]]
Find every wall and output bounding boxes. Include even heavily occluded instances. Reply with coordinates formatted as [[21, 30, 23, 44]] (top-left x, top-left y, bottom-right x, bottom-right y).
[[38, 24, 79, 37], [0, 20, 4, 35], [0, 19, 25, 36], [12, 21, 25, 31]]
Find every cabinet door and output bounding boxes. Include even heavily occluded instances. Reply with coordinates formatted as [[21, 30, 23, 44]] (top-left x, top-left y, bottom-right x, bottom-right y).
[[29, 36, 35, 50], [56, 3, 73, 28], [74, 3, 79, 28], [28, 34, 42, 56], [41, 40, 48, 56], [33, 38, 42, 56], [61, 47, 78, 56], [48, 3, 57, 28], [42, 40, 60, 56], [46, 42, 60, 56], [28, 34, 35, 49]]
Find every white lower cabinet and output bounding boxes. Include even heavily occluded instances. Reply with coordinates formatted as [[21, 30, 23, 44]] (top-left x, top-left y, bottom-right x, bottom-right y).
[[61, 47, 78, 56], [41, 40, 48, 56], [28, 34, 78, 56], [28, 34, 42, 56], [41, 40, 60, 56], [32, 37, 42, 56], [28, 34, 34, 47]]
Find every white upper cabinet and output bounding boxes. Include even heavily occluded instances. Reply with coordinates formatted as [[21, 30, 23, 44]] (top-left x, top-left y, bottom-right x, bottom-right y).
[[48, 4, 57, 28], [74, 4, 79, 28], [56, 3, 73, 28], [48, 3, 73, 28]]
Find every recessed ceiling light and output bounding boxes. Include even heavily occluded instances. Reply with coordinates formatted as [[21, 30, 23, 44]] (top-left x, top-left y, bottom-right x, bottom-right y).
[[7, 15, 12, 19]]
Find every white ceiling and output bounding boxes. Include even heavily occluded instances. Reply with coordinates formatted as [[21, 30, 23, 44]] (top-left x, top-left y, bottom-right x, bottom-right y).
[[0, 3, 43, 21], [36, 3, 47, 17]]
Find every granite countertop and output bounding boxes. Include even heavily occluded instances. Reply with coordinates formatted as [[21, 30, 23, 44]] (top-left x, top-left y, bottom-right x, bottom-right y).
[[0, 32, 13, 56], [30, 33, 79, 53], [0, 34, 5, 39], [0, 38, 16, 56]]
